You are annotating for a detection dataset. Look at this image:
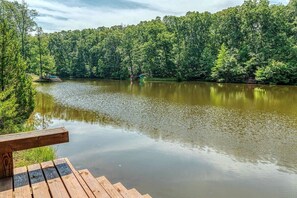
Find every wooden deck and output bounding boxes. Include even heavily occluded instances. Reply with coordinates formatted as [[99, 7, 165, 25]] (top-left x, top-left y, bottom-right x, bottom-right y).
[[0, 158, 151, 198]]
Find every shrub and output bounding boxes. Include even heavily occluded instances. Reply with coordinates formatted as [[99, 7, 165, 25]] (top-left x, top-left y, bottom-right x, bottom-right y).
[[211, 44, 246, 83], [255, 60, 291, 84]]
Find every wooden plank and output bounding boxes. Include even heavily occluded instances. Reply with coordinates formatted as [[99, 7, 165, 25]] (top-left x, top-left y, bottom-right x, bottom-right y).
[[143, 194, 152, 198], [0, 177, 13, 198], [54, 159, 88, 198], [0, 127, 69, 153], [97, 176, 123, 198], [41, 161, 70, 198], [128, 188, 143, 198], [13, 167, 31, 198], [79, 169, 110, 198], [113, 183, 130, 198], [28, 163, 51, 198], [64, 158, 95, 198], [0, 152, 13, 178]]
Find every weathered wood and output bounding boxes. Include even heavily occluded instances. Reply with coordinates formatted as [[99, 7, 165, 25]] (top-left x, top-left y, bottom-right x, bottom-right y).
[[113, 183, 130, 198], [13, 167, 31, 198], [41, 161, 70, 198], [64, 158, 95, 198], [0, 152, 13, 178], [0, 157, 151, 198], [54, 159, 88, 198], [28, 163, 51, 198], [128, 188, 143, 198], [0, 128, 68, 179], [97, 176, 123, 198], [79, 169, 110, 198], [0, 127, 69, 153], [0, 177, 13, 198]]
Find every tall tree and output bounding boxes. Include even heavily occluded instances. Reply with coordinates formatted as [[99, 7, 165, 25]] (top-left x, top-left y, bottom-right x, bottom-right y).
[[37, 27, 43, 77], [0, 0, 34, 133], [11, 0, 37, 59], [27, 28, 55, 76], [211, 44, 245, 82]]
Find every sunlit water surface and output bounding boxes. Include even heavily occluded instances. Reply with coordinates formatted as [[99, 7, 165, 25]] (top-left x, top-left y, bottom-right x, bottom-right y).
[[31, 80, 297, 198]]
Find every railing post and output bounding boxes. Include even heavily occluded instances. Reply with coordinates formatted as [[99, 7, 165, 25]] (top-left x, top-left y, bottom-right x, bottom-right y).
[[0, 152, 13, 178]]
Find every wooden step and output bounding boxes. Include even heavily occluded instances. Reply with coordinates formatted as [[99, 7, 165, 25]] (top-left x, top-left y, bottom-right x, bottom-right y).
[[28, 163, 51, 198], [54, 159, 88, 198], [113, 182, 130, 198], [97, 176, 123, 198], [41, 161, 70, 198], [79, 169, 110, 198], [0, 177, 13, 198], [128, 188, 143, 198], [64, 158, 95, 198], [13, 166, 31, 198]]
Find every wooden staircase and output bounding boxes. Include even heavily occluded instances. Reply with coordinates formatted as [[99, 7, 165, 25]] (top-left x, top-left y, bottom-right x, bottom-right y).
[[0, 128, 151, 198], [0, 158, 151, 198]]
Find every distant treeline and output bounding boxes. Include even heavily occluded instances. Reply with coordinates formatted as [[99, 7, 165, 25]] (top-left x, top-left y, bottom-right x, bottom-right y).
[[38, 0, 297, 84]]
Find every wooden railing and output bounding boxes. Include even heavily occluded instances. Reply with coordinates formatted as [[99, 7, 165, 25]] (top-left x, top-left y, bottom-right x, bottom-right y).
[[0, 127, 69, 178]]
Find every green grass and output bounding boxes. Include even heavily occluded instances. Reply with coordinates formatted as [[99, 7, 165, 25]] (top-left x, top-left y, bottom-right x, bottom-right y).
[[146, 77, 177, 82], [14, 146, 56, 167], [29, 73, 39, 81]]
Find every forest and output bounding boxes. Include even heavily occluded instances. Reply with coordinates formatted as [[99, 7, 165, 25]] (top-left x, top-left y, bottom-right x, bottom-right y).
[[0, 0, 297, 132], [30, 0, 297, 84]]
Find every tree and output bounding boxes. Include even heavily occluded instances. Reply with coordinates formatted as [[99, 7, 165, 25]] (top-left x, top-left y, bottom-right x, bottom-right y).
[[211, 44, 245, 82], [37, 27, 43, 77], [11, 0, 37, 59], [0, 0, 35, 133], [27, 32, 55, 76], [0, 87, 18, 133]]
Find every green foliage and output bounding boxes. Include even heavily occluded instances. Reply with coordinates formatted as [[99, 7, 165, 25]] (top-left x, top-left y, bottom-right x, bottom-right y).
[[10, 0, 37, 60], [38, 0, 297, 84], [0, 1, 54, 167], [27, 32, 55, 76], [255, 60, 292, 84], [0, 0, 35, 133], [0, 87, 18, 132], [211, 45, 246, 82]]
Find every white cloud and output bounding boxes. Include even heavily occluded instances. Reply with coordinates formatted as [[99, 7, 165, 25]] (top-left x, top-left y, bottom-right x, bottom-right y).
[[129, 0, 243, 13], [19, 0, 289, 32]]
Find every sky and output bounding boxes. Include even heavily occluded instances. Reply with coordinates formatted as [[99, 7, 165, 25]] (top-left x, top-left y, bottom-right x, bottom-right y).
[[18, 0, 290, 33]]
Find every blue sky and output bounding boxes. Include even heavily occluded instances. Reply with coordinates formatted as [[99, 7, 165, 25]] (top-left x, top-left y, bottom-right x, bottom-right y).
[[19, 0, 289, 32]]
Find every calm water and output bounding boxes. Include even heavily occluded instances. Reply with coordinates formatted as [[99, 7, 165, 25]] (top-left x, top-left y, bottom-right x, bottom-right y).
[[31, 80, 297, 198]]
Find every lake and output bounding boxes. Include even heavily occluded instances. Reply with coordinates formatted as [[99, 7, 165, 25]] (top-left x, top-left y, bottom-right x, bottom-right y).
[[31, 80, 297, 198]]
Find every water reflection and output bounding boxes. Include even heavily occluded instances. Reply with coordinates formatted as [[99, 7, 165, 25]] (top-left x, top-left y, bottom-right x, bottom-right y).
[[31, 92, 117, 127], [34, 81, 297, 172], [31, 80, 297, 198], [74, 80, 297, 114]]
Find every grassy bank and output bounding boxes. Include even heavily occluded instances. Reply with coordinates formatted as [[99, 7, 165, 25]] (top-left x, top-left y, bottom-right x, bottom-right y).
[[29, 73, 40, 82], [14, 146, 56, 167], [146, 77, 177, 82]]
